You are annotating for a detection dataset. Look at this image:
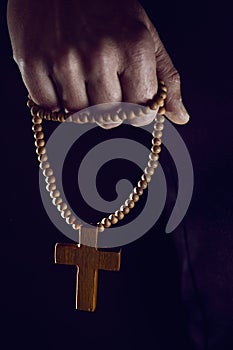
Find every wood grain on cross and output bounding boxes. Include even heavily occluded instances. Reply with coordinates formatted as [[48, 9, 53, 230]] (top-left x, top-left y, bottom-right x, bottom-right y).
[[54, 226, 121, 312]]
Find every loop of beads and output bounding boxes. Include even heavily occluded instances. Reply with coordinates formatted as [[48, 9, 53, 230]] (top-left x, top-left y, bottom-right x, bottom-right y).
[[29, 81, 167, 232]]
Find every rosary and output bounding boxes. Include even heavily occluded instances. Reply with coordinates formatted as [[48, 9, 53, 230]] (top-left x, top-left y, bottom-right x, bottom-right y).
[[28, 81, 167, 311]]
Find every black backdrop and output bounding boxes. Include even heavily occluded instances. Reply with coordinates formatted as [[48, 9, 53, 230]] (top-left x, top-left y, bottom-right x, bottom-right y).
[[1, 1, 232, 349]]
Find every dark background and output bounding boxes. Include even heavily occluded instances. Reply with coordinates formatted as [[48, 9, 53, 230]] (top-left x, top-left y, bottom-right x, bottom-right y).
[[1, 1, 232, 349]]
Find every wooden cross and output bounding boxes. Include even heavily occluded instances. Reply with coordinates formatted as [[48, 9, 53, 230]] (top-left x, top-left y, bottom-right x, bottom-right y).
[[54, 226, 121, 312]]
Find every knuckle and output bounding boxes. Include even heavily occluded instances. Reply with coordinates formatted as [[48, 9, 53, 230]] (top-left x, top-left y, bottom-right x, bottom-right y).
[[167, 69, 181, 85]]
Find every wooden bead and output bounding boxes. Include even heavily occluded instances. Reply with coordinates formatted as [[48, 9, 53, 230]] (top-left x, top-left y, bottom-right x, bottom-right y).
[[144, 166, 155, 176], [134, 107, 144, 117], [103, 113, 112, 122], [112, 114, 120, 122], [34, 131, 44, 140], [126, 110, 135, 120], [43, 168, 53, 177], [149, 152, 159, 161], [50, 190, 60, 199], [159, 80, 165, 86], [155, 97, 164, 107], [66, 116, 73, 123], [152, 138, 162, 146], [79, 114, 89, 123], [156, 115, 165, 123], [125, 199, 135, 209], [160, 85, 167, 92], [36, 146, 46, 155], [30, 106, 40, 117], [46, 183, 56, 192], [51, 112, 58, 121], [40, 161, 50, 170], [152, 130, 163, 138], [138, 180, 148, 190], [57, 203, 68, 212], [158, 107, 166, 115], [27, 99, 34, 109], [45, 175, 56, 184], [87, 114, 96, 123], [129, 193, 140, 202], [38, 153, 48, 163], [115, 210, 124, 221], [72, 222, 82, 230], [133, 187, 144, 196], [44, 111, 51, 120], [97, 222, 105, 232], [52, 197, 63, 206], [37, 109, 45, 119], [101, 218, 111, 228], [120, 205, 130, 215], [118, 111, 127, 121], [148, 160, 158, 169], [142, 173, 151, 183], [109, 214, 118, 225], [32, 124, 42, 132], [159, 91, 167, 99], [73, 115, 81, 124], [35, 139, 45, 148], [154, 122, 164, 131], [32, 116, 42, 125], [143, 106, 151, 114], [149, 101, 158, 110], [66, 215, 76, 225], [97, 115, 104, 123], [57, 112, 65, 122], [151, 145, 161, 154], [61, 209, 71, 218]]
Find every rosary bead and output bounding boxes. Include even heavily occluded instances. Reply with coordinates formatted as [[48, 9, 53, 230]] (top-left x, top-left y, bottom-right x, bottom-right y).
[[79, 114, 89, 123], [152, 130, 163, 138], [87, 114, 96, 123], [160, 85, 167, 92], [151, 145, 161, 154], [149, 101, 158, 110], [109, 214, 118, 225], [40, 161, 50, 170], [154, 122, 164, 131], [36, 146, 46, 155], [73, 115, 80, 124], [156, 115, 165, 123], [143, 106, 151, 114], [149, 152, 159, 161], [57, 202, 68, 212], [138, 180, 148, 190], [35, 139, 45, 148], [97, 114, 104, 123], [32, 116, 43, 125], [50, 189, 60, 199], [101, 218, 111, 228], [158, 107, 166, 115], [97, 222, 105, 232], [129, 193, 140, 202], [134, 186, 144, 196], [52, 197, 63, 206], [32, 124, 42, 132], [152, 138, 162, 146], [144, 166, 155, 176], [72, 222, 82, 230], [44, 111, 51, 120], [148, 160, 158, 169], [66, 215, 76, 225], [45, 175, 56, 184], [155, 97, 164, 107], [51, 112, 58, 121], [118, 111, 127, 121], [38, 153, 48, 163], [37, 109, 45, 119], [46, 183, 56, 192], [61, 209, 72, 219], [120, 205, 130, 215], [43, 168, 53, 177], [112, 114, 120, 122], [134, 107, 144, 117], [126, 110, 135, 120], [103, 113, 112, 122], [125, 199, 135, 209], [57, 112, 65, 122], [30, 106, 40, 117], [159, 91, 167, 99], [27, 99, 34, 109], [141, 173, 151, 183], [34, 131, 44, 140], [115, 210, 124, 220]]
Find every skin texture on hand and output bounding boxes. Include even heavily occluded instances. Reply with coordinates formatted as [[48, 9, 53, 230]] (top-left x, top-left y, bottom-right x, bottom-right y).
[[7, 0, 190, 128]]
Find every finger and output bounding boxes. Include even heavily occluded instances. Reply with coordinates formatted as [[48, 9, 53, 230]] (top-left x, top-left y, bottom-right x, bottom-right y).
[[19, 61, 60, 110], [155, 39, 190, 124], [51, 56, 89, 111], [120, 41, 158, 126], [86, 64, 123, 129]]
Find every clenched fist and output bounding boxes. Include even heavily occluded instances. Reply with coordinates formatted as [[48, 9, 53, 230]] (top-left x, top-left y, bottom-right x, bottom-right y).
[[7, 0, 190, 128]]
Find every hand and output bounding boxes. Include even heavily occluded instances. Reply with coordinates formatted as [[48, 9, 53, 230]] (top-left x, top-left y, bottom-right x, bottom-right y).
[[7, 0, 190, 128]]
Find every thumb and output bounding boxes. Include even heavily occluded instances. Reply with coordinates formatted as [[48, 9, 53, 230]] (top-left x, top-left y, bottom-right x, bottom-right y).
[[155, 40, 190, 124]]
